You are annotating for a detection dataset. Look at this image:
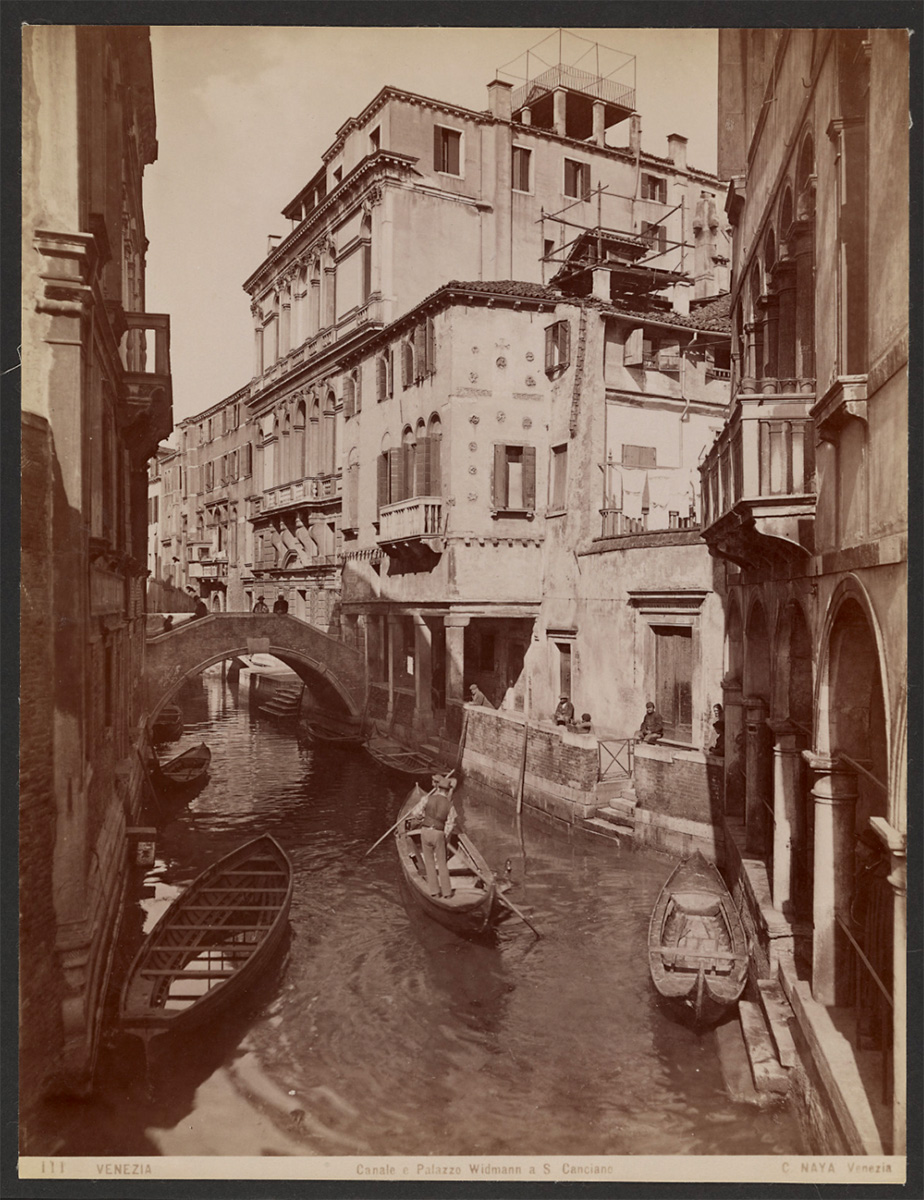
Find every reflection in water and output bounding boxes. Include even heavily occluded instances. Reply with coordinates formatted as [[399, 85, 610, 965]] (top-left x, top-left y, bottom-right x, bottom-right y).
[[30, 669, 804, 1158]]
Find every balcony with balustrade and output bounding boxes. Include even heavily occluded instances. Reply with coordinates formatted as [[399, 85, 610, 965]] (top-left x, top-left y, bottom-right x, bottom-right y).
[[262, 473, 342, 515], [700, 387, 816, 568], [377, 496, 444, 558], [119, 312, 173, 456]]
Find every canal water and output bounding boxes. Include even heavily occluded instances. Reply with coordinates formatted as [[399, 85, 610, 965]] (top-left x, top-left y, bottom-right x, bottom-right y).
[[37, 670, 804, 1159]]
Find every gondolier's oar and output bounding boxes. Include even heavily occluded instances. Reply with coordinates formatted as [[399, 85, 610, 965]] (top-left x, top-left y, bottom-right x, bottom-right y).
[[496, 890, 541, 938], [362, 774, 454, 857]]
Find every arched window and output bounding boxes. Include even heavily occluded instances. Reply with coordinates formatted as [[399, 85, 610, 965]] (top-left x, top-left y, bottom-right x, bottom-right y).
[[282, 412, 291, 481], [749, 263, 764, 380], [377, 433, 392, 515], [401, 340, 414, 389], [324, 391, 337, 475], [402, 425, 416, 499], [780, 186, 794, 235], [292, 401, 306, 481], [794, 134, 816, 381], [426, 413, 442, 495], [308, 397, 321, 476], [343, 375, 356, 419]]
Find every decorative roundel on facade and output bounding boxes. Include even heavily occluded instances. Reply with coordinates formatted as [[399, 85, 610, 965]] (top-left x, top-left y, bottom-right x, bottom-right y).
[[472, 346, 479, 354], [526, 376, 536, 387], [497, 411, 506, 422], [468, 441, 478, 452], [525, 350, 535, 362], [522, 417, 533, 429], [469, 371, 478, 382], [468, 492, 477, 502], [496, 356, 507, 369], [468, 465, 477, 475], [469, 414, 480, 425]]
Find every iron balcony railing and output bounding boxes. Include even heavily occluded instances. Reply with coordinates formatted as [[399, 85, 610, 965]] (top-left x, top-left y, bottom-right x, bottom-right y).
[[512, 63, 635, 114]]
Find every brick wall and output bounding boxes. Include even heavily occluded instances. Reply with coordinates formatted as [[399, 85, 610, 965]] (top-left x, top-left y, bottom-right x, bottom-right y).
[[633, 745, 714, 824], [19, 415, 65, 1124], [466, 708, 597, 791]]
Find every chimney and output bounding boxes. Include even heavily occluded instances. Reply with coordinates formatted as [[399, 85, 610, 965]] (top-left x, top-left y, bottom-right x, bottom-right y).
[[592, 267, 611, 302], [487, 79, 513, 121], [629, 113, 642, 155], [667, 133, 688, 171]]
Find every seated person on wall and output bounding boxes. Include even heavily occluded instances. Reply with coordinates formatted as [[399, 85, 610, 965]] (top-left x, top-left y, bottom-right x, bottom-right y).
[[553, 694, 575, 726], [468, 683, 494, 708], [571, 712, 593, 733], [252, 595, 269, 613], [635, 701, 664, 744], [273, 594, 289, 614]]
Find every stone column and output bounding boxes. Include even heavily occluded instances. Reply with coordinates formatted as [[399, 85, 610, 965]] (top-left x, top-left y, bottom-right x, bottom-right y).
[[722, 676, 745, 817], [365, 613, 383, 685], [592, 100, 606, 147], [870, 817, 907, 1154], [386, 614, 401, 720], [280, 278, 292, 357], [744, 696, 771, 854], [774, 260, 796, 380], [444, 615, 469, 707], [414, 615, 433, 723], [553, 88, 566, 138], [762, 293, 780, 383], [803, 753, 857, 1006], [793, 221, 815, 383], [768, 718, 802, 913], [252, 305, 264, 377]]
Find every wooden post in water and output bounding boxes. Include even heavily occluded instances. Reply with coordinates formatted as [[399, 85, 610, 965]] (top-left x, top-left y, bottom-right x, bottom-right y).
[[515, 678, 530, 815]]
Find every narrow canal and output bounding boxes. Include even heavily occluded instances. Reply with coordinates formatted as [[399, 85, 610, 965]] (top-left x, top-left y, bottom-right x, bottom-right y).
[[39, 669, 804, 1158]]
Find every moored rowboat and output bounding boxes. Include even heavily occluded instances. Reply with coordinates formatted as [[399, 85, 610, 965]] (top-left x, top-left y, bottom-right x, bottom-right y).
[[151, 704, 183, 743], [647, 851, 748, 1026], [395, 785, 498, 937], [303, 712, 364, 746], [364, 736, 445, 782], [151, 742, 211, 791], [120, 835, 293, 1040]]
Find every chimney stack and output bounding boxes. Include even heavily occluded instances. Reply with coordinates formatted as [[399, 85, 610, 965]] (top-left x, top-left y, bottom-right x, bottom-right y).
[[667, 133, 688, 171], [487, 79, 513, 122], [629, 113, 642, 155]]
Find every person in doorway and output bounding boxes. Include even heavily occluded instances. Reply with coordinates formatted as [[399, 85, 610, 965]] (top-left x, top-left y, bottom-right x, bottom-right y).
[[468, 683, 493, 708], [635, 701, 663, 744], [252, 595, 269, 613], [273, 594, 289, 614], [418, 772, 458, 898], [711, 703, 725, 756], [553, 694, 575, 726], [192, 596, 208, 620]]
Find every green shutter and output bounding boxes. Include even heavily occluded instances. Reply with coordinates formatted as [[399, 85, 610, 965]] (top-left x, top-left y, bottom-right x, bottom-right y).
[[493, 444, 508, 509], [522, 445, 537, 511]]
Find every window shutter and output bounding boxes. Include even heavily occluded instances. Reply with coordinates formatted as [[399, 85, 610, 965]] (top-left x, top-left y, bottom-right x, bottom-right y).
[[426, 317, 436, 374], [388, 349, 395, 397], [559, 321, 571, 368], [388, 447, 403, 504], [376, 356, 387, 401], [355, 370, 362, 413], [344, 464, 359, 530], [545, 325, 554, 372], [658, 340, 681, 371], [434, 124, 442, 171], [401, 342, 412, 389], [522, 445, 537, 511], [430, 435, 441, 495], [377, 454, 389, 514], [493, 443, 508, 509], [414, 324, 427, 380], [581, 165, 591, 201], [624, 327, 644, 366], [416, 437, 430, 496], [403, 443, 416, 499]]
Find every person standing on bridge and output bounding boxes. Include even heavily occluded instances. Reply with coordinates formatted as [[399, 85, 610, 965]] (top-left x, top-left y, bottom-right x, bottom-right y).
[[273, 594, 289, 614], [252, 596, 269, 613], [192, 596, 208, 621]]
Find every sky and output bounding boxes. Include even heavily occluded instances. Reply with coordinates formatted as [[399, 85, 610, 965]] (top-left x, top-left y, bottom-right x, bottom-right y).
[[144, 25, 719, 428]]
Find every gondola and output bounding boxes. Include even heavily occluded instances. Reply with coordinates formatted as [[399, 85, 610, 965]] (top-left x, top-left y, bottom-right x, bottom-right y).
[[151, 742, 211, 791], [364, 735, 445, 782], [120, 835, 293, 1042], [303, 711, 364, 747], [151, 703, 183, 744], [647, 850, 749, 1026], [394, 785, 499, 937]]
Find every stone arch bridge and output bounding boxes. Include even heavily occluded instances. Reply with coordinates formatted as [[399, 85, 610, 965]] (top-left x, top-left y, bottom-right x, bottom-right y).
[[144, 613, 366, 719]]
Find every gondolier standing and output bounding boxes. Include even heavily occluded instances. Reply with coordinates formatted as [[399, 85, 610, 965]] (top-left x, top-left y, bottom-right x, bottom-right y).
[[418, 772, 457, 899]]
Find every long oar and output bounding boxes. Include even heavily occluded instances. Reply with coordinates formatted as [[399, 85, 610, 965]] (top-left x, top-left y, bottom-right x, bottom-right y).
[[496, 889, 541, 938], [362, 776, 452, 858]]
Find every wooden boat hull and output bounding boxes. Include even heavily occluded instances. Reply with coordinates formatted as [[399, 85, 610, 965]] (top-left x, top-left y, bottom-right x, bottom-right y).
[[648, 851, 749, 1026], [395, 785, 498, 937], [364, 737, 445, 782], [120, 835, 293, 1040], [151, 704, 183, 743], [303, 714, 364, 746], [155, 743, 211, 791]]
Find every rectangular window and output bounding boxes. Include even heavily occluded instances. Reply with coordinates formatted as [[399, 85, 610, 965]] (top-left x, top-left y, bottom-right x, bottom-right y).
[[544, 238, 556, 261], [243, 444, 253, 476], [549, 444, 568, 510], [564, 158, 591, 200], [493, 443, 536, 512], [434, 125, 462, 176], [653, 625, 693, 742], [622, 444, 657, 469], [545, 320, 571, 374], [641, 174, 667, 203], [641, 221, 667, 255], [512, 145, 531, 192]]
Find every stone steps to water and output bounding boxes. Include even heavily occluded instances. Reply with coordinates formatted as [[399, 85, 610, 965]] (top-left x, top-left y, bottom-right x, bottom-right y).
[[598, 799, 637, 828], [757, 978, 798, 1069], [739, 999, 790, 1095], [581, 816, 623, 841]]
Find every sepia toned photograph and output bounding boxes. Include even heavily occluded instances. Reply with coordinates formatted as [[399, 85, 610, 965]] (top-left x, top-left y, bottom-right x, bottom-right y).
[[14, 9, 914, 1187]]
